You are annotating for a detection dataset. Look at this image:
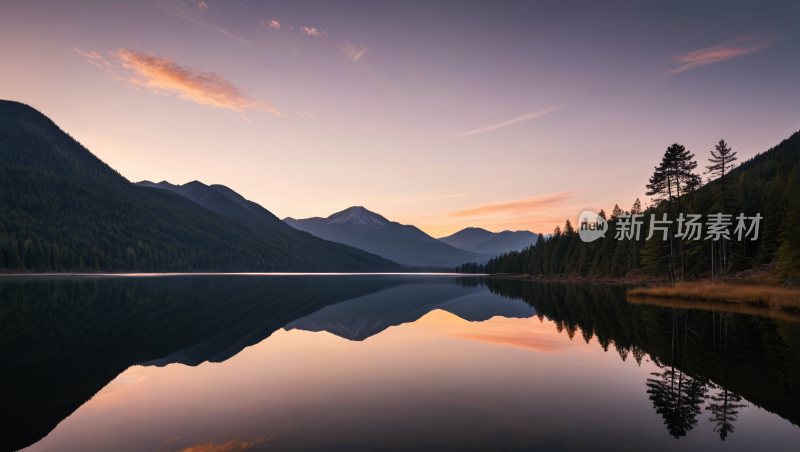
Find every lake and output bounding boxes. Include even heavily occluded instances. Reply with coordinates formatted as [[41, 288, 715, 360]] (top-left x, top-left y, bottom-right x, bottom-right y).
[[2, 275, 799, 451]]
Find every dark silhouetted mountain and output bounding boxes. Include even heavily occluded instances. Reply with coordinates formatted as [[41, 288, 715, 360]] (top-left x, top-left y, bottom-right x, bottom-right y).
[[135, 180, 290, 231], [283, 280, 537, 341], [438, 227, 495, 250], [0, 99, 398, 272], [439, 228, 540, 255], [209, 183, 288, 230], [284, 206, 492, 266]]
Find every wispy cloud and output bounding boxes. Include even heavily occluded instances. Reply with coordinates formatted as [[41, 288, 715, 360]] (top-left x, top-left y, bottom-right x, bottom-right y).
[[447, 191, 583, 219], [194, 1, 208, 12], [114, 49, 281, 115], [72, 47, 115, 69], [461, 108, 559, 136], [300, 26, 327, 37], [664, 33, 777, 76], [338, 41, 369, 61], [294, 111, 318, 120], [161, 7, 252, 44], [266, 19, 280, 29]]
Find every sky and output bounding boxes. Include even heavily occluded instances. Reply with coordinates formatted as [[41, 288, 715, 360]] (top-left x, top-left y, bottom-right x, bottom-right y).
[[1, 0, 799, 237]]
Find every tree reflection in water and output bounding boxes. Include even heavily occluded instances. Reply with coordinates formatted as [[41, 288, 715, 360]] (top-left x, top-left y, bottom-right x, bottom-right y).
[[480, 278, 800, 440], [646, 309, 709, 438], [647, 365, 709, 438], [706, 312, 748, 441]]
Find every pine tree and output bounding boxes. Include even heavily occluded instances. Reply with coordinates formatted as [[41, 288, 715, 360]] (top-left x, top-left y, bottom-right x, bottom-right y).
[[631, 198, 642, 215], [646, 144, 702, 279], [611, 204, 623, 221], [706, 139, 738, 212]]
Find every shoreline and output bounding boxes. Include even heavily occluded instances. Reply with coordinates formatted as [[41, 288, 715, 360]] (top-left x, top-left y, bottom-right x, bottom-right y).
[[485, 272, 664, 285]]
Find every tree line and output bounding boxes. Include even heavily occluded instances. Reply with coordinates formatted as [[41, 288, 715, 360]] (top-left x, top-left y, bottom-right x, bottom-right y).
[[478, 131, 800, 280]]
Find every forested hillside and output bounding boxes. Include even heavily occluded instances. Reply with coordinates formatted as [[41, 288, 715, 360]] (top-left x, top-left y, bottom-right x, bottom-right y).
[[483, 130, 800, 280], [0, 100, 398, 272]]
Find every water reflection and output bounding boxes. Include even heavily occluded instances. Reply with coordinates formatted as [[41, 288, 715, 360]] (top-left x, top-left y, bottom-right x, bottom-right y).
[[0, 275, 406, 451], [482, 278, 800, 434], [1, 275, 799, 451]]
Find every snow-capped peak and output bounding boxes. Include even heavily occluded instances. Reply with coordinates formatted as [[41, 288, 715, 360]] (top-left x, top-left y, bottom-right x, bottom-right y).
[[327, 206, 388, 231]]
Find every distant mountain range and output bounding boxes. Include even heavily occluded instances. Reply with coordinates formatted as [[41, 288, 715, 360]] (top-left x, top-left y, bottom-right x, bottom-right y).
[[0, 99, 398, 273], [439, 227, 544, 255], [284, 206, 495, 267], [0, 99, 543, 273]]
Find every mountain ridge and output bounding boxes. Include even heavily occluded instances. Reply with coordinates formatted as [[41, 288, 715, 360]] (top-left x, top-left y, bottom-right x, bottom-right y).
[[284, 206, 492, 266], [439, 227, 542, 255], [135, 180, 290, 231], [0, 99, 398, 273]]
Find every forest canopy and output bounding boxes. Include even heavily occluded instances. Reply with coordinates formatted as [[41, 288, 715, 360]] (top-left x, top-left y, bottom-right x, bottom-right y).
[[478, 131, 800, 280]]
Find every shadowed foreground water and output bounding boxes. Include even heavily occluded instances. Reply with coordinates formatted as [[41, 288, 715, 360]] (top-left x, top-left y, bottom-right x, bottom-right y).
[[1, 275, 799, 451]]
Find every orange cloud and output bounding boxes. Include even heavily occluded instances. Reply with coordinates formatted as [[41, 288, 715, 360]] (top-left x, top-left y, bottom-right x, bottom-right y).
[[461, 108, 559, 136], [338, 41, 369, 61], [114, 49, 281, 115], [195, 1, 208, 11], [664, 34, 776, 76], [174, 436, 277, 452], [446, 191, 582, 219], [300, 26, 327, 37], [267, 20, 280, 29]]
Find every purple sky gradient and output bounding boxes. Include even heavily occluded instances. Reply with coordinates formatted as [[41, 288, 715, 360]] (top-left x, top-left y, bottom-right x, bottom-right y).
[[1, 1, 798, 236]]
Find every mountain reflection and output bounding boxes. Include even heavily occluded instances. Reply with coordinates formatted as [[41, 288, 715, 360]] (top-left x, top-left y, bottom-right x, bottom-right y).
[[283, 278, 536, 341], [0, 275, 407, 452], [2, 275, 799, 451]]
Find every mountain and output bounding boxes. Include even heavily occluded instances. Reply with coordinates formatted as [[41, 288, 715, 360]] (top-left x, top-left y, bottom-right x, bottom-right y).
[[0, 100, 399, 273], [283, 278, 537, 341], [135, 180, 290, 231], [439, 227, 541, 255], [284, 206, 492, 266], [438, 227, 495, 250]]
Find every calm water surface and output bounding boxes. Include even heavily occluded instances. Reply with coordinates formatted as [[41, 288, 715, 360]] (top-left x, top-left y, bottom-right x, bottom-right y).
[[2, 275, 799, 451]]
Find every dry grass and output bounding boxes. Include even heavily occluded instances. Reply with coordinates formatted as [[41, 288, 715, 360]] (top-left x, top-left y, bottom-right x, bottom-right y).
[[628, 282, 800, 313], [627, 295, 800, 322]]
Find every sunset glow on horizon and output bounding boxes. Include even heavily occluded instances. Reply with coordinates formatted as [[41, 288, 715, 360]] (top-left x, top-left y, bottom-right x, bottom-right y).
[[2, 1, 798, 237]]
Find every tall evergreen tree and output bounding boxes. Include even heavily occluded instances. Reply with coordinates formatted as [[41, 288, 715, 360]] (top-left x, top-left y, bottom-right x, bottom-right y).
[[631, 198, 642, 215], [705, 139, 738, 212], [705, 139, 739, 274], [611, 204, 623, 221], [646, 144, 702, 279]]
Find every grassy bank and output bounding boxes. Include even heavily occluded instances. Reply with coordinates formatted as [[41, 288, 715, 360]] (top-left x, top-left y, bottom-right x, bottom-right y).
[[628, 282, 800, 313], [627, 293, 800, 322]]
